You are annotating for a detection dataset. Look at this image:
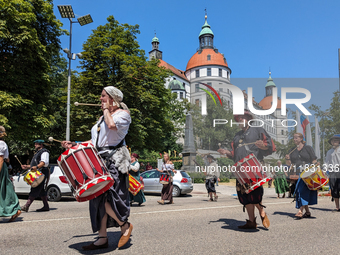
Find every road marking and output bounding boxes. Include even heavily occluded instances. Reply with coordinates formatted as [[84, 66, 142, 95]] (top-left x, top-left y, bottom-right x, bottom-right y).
[[10, 201, 292, 224], [132, 201, 292, 215], [14, 216, 88, 224]]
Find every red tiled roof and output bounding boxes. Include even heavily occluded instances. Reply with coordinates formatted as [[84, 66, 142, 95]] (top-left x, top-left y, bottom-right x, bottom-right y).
[[159, 59, 189, 82], [259, 96, 282, 110], [186, 48, 228, 70]]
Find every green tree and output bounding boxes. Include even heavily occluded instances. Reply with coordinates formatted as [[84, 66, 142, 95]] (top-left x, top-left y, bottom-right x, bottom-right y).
[[191, 95, 238, 151], [309, 91, 340, 159], [71, 16, 186, 151], [0, 0, 65, 154]]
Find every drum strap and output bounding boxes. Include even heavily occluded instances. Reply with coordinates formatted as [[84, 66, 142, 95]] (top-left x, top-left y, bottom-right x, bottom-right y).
[[95, 117, 105, 149]]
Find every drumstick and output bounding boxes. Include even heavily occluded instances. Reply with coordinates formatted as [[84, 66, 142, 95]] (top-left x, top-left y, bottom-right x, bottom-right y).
[[74, 102, 101, 107], [14, 155, 23, 167], [238, 142, 257, 147], [288, 146, 298, 156], [48, 136, 63, 143]]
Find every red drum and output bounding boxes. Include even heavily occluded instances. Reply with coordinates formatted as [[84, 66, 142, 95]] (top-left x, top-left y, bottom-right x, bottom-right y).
[[233, 153, 271, 194], [57, 142, 114, 202], [159, 173, 170, 184]]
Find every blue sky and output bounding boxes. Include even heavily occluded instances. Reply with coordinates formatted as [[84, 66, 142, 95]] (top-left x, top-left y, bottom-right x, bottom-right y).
[[53, 0, 340, 112]]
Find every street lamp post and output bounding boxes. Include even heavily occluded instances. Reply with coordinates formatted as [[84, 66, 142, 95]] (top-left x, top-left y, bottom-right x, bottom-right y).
[[58, 5, 93, 140]]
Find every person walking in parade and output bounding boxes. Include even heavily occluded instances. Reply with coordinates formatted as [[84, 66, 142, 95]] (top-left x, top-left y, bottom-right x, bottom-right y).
[[20, 139, 50, 212], [0, 126, 22, 222], [129, 153, 146, 206]]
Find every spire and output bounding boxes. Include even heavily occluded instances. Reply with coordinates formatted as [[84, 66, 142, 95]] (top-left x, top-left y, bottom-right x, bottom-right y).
[[265, 70, 276, 97], [266, 70, 275, 87], [149, 31, 162, 60], [198, 10, 214, 50]]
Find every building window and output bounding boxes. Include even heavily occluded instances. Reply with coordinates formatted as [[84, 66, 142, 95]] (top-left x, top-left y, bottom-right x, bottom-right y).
[[180, 92, 183, 99], [219, 68, 222, 77], [195, 99, 200, 106], [207, 55, 211, 61], [207, 68, 211, 76], [282, 140, 284, 144], [281, 130, 284, 135], [196, 69, 199, 78], [219, 88, 223, 92], [195, 84, 200, 92], [227, 101, 230, 107]]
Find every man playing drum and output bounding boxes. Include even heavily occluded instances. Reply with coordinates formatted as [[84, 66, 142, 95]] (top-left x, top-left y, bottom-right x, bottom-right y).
[[62, 86, 133, 251], [326, 134, 340, 211], [21, 139, 50, 212], [218, 110, 275, 229]]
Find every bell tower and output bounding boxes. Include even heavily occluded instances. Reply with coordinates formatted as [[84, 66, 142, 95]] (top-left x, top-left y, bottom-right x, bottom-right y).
[[149, 33, 163, 60]]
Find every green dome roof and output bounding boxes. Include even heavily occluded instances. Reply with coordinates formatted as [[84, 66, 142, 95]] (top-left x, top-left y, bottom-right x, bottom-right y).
[[152, 36, 159, 43], [265, 72, 276, 87], [169, 79, 185, 90], [199, 19, 214, 37]]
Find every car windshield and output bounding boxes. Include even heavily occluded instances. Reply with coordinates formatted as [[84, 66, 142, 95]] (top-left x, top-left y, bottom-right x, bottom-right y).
[[180, 171, 190, 178], [141, 171, 160, 179]]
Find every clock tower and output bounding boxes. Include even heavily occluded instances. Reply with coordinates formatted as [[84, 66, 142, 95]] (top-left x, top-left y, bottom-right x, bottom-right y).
[[149, 34, 163, 60]]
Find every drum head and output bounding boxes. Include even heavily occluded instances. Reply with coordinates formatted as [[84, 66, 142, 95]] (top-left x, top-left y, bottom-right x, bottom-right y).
[[31, 174, 45, 188], [75, 175, 114, 202], [300, 165, 318, 179]]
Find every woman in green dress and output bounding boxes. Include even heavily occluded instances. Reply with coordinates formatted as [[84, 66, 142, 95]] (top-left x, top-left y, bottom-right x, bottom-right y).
[[129, 153, 146, 206], [0, 126, 21, 222], [274, 160, 289, 198]]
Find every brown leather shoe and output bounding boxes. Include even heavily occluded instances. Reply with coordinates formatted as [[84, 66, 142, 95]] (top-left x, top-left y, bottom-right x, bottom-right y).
[[118, 223, 133, 248], [260, 213, 270, 229], [82, 237, 108, 250], [8, 210, 21, 222], [238, 218, 257, 229], [157, 200, 164, 205]]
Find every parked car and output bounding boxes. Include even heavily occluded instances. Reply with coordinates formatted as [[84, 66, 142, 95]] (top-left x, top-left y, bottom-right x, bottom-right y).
[[140, 169, 193, 197], [12, 165, 72, 202]]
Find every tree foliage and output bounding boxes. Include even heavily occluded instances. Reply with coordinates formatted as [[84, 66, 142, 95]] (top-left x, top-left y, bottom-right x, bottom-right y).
[[191, 95, 239, 151], [0, 0, 65, 154], [72, 16, 187, 151], [309, 91, 340, 157]]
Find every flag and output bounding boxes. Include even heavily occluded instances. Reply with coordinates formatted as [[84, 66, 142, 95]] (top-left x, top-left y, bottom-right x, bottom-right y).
[[305, 116, 313, 147], [314, 117, 321, 159], [300, 115, 310, 139], [296, 110, 303, 134]]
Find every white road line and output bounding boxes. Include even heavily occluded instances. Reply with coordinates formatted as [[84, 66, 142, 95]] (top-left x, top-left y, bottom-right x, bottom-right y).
[[10, 201, 292, 224]]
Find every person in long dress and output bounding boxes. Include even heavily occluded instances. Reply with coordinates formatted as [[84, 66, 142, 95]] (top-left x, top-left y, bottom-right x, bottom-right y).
[[156, 153, 176, 205], [285, 133, 318, 219], [0, 126, 22, 222], [62, 86, 133, 250], [129, 153, 146, 206], [274, 160, 289, 198]]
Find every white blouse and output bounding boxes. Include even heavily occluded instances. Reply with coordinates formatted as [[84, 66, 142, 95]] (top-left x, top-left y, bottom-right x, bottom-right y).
[[0, 140, 9, 159], [162, 163, 174, 171], [91, 110, 131, 154]]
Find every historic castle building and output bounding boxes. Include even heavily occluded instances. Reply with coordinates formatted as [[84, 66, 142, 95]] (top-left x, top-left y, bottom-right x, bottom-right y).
[[149, 14, 288, 146]]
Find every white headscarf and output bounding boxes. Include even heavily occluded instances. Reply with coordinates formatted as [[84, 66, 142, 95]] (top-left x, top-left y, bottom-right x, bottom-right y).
[[104, 86, 129, 112]]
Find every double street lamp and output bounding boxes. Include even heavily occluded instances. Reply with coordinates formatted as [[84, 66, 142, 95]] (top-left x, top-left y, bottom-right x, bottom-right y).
[[58, 5, 93, 140]]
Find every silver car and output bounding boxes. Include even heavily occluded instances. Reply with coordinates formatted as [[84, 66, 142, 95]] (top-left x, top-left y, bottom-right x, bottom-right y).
[[141, 169, 193, 197]]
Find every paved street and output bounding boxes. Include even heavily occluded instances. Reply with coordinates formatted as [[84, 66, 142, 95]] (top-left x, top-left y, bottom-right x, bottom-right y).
[[1, 184, 340, 255]]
